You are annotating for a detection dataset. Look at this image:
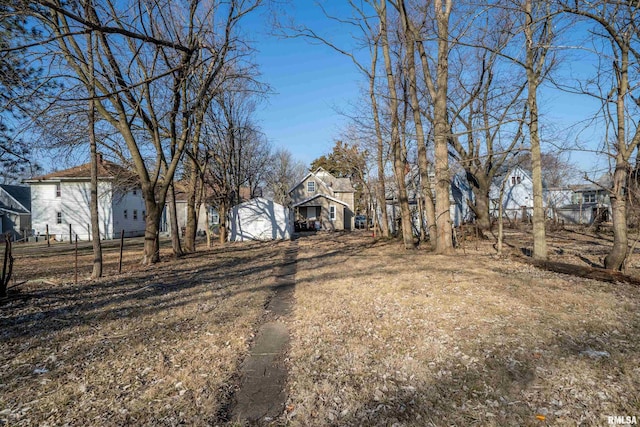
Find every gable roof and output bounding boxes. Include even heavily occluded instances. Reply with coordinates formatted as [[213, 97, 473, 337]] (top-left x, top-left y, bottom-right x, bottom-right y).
[[0, 184, 31, 212], [24, 159, 138, 187], [292, 193, 349, 208], [27, 160, 126, 180], [288, 167, 355, 195]]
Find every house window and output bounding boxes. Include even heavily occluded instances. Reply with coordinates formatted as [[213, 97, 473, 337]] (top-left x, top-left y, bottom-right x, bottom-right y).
[[55, 183, 61, 197], [517, 176, 522, 184], [584, 193, 596, 203], [133, 189, 137, 195], [307, 181, 316, 193], [142, 210, 146, 219], [330, 205, 336, 220], [56, 212, 62, 224], [133, 209, 138, 220], [511, 177, 516, 185], [124, 209, 128, 219]]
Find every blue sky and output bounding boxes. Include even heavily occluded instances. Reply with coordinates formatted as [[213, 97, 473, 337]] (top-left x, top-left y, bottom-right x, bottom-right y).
[[249, 2, 366, 168], [249, 2, 611, 178], [32, 1, 615, 181]]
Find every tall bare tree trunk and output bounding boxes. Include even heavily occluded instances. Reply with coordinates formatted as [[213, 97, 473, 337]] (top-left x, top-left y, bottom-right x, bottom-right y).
[[607, 161, 630, 270], [379, 0, 415, 249], [184, 156, 199, 252], [219, 199, 228, 244], [142, 197, 162, 265], [185, 107, 211, 253], [399, 0, 437, 248], [433, 0, 454, 254], [167, 183, 183, 257], [524, 0, 547, 260], [86, 0, 102, 279], [469, 176, 492, 232], [369, 39, 390, 238], [605, 48, 631, 270], [561, 2, 640, 270]]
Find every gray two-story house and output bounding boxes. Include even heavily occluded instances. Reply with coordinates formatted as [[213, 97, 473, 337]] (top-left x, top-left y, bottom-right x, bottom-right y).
[[289, 167, 356, 231]]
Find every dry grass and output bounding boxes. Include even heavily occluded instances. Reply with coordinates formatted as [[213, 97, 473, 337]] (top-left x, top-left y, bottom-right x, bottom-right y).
[[283, 230, 640, 426], [2, 228, 640, 426], [1, 238, 290, 426]]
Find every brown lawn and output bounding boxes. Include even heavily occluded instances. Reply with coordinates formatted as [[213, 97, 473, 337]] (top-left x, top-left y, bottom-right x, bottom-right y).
[[2, 227, 640, 426], [284, 229, 640, 426], [1, 237, 290, 426]]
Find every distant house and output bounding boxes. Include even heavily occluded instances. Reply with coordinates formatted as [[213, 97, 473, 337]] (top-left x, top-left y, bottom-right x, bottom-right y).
[[229, 197, 292, 241], [490, 165, 534, 220], [160, 184, 263, 236], [554, 182, 611, 225], [160, 183, 218, 237], [24, 157, 145, 241], [0, 184, 31, 241], [289, 167, 356, 231], [384, 167, 474, 236], [450, 173, 475, 226]]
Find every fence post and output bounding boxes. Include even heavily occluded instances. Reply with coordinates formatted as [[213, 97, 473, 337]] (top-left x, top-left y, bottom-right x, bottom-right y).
[[69, 224, 72, 244], [74, 235, 78, 284], [118, 229, 124, 274], [87, 223, 91, 240], [46, 224, 50, 247], [475, 223, 479, 251]]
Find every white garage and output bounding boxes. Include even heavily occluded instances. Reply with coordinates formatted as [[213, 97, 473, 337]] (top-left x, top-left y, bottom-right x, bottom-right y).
[[229, 197, 292, 241]]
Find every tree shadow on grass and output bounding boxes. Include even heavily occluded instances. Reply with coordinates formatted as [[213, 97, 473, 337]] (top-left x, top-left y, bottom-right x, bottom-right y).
[[0, 239, 294, 338]]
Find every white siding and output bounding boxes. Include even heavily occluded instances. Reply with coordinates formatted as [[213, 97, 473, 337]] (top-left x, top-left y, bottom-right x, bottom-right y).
[[30, 181, 115, 240], [30, 182, 63, 239], [489, 166, 535, 219], [112, 189, 146, 238], [229, 198, 292, 241]]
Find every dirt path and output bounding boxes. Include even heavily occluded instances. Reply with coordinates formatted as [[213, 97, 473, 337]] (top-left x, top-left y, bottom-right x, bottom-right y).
[[229, 240, 298, 424]]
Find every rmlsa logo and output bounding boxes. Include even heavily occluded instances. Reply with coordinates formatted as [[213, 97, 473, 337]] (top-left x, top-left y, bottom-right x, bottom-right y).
[[608, 415, 638, 425]]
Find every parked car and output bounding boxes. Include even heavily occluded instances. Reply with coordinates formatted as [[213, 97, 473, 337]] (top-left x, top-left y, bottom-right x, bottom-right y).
[[355, 215, 367, 229]]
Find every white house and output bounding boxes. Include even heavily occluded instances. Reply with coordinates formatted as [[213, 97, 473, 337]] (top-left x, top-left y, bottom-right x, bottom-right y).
[[24, 158, 145, 241], [229, 197, 292, 241], [490, 165, 534, 220]]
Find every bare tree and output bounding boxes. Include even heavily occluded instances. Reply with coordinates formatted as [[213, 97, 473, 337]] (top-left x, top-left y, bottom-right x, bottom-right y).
[[29, 0, 262, 264], [375, 0, 415, 249], [561, 0, 640, 270], [396, 0, 437, 248], [264, 148, 307, 206], [279, 0, 392, 237], [404, 0, 455, 253], [85, 0, 102, 277], [446, 8, 528, 234], [204, 87, 270, 244], [522, 0, 554, 260]]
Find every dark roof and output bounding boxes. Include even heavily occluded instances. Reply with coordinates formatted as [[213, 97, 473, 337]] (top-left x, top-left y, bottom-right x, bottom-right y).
[[0, 184, 31, 211]]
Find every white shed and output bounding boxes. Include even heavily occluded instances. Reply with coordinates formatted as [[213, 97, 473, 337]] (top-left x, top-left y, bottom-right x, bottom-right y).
[[229, 197, 292, 241]]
